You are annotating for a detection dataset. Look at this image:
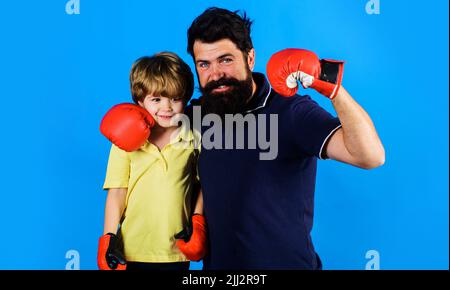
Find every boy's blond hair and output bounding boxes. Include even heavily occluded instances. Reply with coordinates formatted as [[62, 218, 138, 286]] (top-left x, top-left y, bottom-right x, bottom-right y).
[[130, 52, 194, 104]]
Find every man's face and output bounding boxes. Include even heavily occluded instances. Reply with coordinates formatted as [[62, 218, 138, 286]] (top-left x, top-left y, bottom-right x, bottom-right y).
[[193, 39, 256, 115]]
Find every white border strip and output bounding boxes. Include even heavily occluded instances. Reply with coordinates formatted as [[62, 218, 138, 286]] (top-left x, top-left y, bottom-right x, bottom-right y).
[[318, 124, 342, 160]]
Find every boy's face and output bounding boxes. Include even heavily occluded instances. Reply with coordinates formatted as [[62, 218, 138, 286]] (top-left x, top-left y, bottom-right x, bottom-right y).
[[139, 95, 184, 128]]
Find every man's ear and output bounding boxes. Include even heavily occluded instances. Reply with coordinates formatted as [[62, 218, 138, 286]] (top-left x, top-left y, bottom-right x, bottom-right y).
[[247, 48, 255, 71]]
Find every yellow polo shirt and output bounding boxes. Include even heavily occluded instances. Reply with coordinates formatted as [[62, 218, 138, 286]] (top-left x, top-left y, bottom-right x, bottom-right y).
[[103, 129, 199, 262]]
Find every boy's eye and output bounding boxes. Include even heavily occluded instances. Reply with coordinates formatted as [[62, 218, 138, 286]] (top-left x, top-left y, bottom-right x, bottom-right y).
[[150, 98, 160, 102], [171, 97, 183, 102]]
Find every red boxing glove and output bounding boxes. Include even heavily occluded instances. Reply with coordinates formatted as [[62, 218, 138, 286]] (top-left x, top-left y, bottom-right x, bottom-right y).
[[175, 214, 208, 261], [100, 103, 155, 152], [267, 48, 344, 99], [97, 233, 127, 270]]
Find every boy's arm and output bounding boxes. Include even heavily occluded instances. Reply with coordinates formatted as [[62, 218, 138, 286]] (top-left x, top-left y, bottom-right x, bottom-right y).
[[103, 188, 127, 234], [98, 187, 128, 270], [175, 188, 207, 261], [193, 189, 204, 215]]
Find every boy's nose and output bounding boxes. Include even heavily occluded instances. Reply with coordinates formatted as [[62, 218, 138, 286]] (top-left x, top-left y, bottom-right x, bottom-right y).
[[160, 100, 173, 111]]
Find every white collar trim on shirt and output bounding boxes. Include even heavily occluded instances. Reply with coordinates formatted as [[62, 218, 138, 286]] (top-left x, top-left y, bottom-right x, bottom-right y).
[[245, 85, 273, 114]]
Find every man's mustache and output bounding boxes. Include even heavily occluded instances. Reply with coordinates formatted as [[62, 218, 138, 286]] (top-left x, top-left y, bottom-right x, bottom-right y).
[[202, 77, 241, 94]]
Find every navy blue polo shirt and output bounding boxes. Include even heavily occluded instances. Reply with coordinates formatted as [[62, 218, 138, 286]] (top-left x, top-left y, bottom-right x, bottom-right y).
[[188, 72, 341, 270]]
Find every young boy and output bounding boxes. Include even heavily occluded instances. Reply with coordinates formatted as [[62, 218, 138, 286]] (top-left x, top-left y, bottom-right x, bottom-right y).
[[98, 52, 206, 270]]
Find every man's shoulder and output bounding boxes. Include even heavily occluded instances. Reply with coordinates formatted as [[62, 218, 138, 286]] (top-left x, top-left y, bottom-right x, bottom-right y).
[[186, 97, 202, 109], [286, 93, 315, 104], [188, 98, 202, 107], [270, 92, 318, 111], [184, 98, 201, 116]]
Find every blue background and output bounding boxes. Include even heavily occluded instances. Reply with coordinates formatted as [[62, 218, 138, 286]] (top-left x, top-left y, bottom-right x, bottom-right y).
[[0, 0, 447, 270]]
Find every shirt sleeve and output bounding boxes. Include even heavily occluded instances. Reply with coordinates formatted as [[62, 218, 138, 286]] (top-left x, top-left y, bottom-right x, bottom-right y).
[[103, 144, 130, 189], [291, 95, 342, 159]]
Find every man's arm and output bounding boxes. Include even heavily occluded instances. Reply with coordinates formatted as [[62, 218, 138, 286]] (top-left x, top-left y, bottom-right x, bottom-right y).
[[324, 86, 385, 169], [266, 48, 385, 168]]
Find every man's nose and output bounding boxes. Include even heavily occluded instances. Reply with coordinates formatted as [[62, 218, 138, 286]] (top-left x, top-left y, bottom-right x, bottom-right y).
[[209, 63, 225, 82]]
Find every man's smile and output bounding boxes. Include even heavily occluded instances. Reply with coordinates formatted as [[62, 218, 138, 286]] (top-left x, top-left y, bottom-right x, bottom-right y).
[[212, 85, 231, 93]]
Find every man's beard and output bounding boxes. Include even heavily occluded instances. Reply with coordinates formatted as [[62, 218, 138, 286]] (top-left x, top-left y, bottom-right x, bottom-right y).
[[200, 70, 253, 117]]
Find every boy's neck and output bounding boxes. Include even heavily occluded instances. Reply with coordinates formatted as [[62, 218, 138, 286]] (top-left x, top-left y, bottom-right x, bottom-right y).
[[149, 125, 180, 147], [151, 125, 178, 136]]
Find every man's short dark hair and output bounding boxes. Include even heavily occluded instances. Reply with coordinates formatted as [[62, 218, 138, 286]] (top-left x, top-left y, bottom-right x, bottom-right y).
[[187, 7, 254, 58]]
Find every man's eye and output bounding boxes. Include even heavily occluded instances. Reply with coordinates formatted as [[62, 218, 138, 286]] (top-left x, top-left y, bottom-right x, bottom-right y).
[[199, 62, 209, 69], [221, 58, 232, 64]]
